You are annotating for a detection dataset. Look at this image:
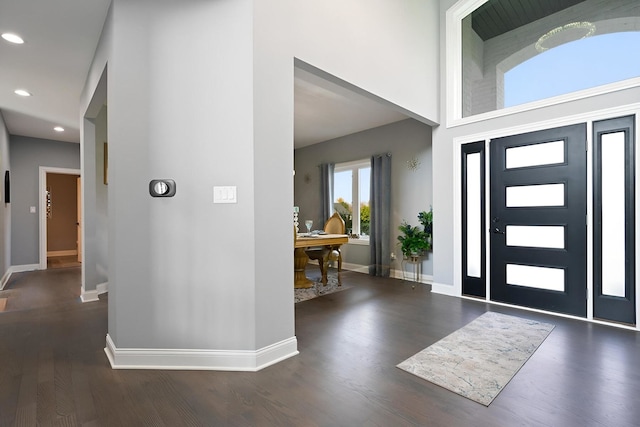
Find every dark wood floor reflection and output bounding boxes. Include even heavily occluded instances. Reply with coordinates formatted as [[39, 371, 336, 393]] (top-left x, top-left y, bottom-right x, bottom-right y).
[[1, 267, 639, 426]]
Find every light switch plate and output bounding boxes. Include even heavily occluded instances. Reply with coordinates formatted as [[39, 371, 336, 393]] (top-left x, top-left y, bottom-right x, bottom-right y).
[[213, 186, 237, 203], [29, 206, 36, 213]]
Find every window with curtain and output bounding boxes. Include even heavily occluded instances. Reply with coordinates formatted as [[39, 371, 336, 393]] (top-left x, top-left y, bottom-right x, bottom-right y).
[[333, 159, 371, 239]]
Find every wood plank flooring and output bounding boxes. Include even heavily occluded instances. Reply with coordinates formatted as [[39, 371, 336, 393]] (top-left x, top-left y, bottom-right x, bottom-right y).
[[47, 256, 81, 270], [1, 267, 639, 426]]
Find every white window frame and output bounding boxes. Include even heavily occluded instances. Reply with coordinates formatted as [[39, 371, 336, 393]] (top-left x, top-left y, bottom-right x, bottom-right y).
[[334, 159, 371, 244], [446, 0, 640, 128]]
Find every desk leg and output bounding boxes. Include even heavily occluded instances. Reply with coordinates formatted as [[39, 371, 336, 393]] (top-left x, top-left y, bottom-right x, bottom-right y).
[[294, 247, 314, 288], [320, 248, 331, 285]]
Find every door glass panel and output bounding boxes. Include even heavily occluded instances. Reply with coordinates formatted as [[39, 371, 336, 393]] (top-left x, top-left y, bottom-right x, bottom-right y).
[[506, 183, 564, 207], [506, 140, 564, 169], [506, 264, 565, 292], [506, 225, 565, 249], [466, 153, 482, 278], [601, 132, 626, 297]]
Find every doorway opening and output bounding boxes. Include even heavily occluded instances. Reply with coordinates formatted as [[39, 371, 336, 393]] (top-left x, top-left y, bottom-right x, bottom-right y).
[[38, 167, 81, 270]]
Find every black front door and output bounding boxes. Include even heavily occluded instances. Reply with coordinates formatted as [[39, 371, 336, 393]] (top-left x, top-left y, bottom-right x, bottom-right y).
[[490, 124, 587, 317]]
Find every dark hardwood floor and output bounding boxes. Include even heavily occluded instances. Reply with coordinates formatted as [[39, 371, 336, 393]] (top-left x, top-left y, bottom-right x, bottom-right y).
[[1, 267, 639, 426]]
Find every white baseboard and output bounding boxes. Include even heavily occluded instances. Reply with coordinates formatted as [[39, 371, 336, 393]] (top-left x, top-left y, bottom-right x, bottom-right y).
[[104, 334, 299, 371], [342, 262, 433, 284], [81, 281, 108, 303], [390, 267, 433, 284], [1, 264, 41, 290], [10, 263, 41, 273], [431, 282, 458, 296], [47, 250, 78, 257], [0, 270, 10, 291], [341, 262, 369, 274]]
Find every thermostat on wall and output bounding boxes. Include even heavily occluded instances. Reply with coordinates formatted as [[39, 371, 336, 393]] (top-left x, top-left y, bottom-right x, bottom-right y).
[[149, 179, 176, 197]]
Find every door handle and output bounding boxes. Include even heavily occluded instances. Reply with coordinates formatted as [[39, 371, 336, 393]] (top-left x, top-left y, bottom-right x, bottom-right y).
[[492, 227, 505, 235]]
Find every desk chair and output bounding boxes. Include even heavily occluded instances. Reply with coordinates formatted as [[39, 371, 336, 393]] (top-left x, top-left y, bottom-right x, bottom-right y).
[[305, 212, 346, 277]]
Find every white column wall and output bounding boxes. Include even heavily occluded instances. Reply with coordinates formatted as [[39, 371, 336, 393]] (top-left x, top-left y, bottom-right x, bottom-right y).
[[79, 0, 440, 369], [0, 113, 10, 283], [106, 0, 259, 351]]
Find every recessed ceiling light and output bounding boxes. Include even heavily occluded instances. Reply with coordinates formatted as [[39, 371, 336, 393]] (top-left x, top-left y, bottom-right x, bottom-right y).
[[54, 126, 65, 132], [14, 89, 32, 97], [2, 33, 24, 44]]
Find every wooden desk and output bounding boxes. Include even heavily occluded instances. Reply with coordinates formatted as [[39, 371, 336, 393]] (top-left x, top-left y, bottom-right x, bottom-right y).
[[294, 234, 348, 288]]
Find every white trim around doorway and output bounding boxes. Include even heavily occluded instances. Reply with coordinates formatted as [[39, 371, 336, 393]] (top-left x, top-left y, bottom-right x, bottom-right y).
[[38, 166, 81, 270]]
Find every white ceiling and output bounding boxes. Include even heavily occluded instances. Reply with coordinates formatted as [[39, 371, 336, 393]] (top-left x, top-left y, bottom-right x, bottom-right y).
[[294, 68, 409, 148], [0, 0, 408, 148], [0, 0, 112, 143]]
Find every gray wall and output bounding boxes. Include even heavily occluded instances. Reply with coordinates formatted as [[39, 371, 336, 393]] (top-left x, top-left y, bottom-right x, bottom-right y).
[[0, 113, 11, 278], [79, 0, 440, 358], [94, 105, 108, 284], [10, 136, 80, 265], [80, 68, 108, 294], [294, 119, 433, 276]]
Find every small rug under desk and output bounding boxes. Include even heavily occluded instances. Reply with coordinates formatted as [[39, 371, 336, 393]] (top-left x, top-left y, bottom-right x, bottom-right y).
[[294, 273, 351, 303]]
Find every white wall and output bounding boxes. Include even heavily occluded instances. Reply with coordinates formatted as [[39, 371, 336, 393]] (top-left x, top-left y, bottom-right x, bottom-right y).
[[94, 106, 108, 285], [80, 2, 110, 297], [0, 112, 10, 279], [107, 0, 260, 351], [253, 0, 296, 349], [79, 0, 440, 369], [293, 0, 440, 124]]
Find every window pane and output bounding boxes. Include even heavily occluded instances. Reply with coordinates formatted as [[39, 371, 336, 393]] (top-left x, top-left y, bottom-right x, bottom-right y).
[[505, 33, 640, 108], [333, 170, 353, 232], [506, 140, 564, 169], [506, 225, 565, 249], [506, 183, 564, 207], [359, 167, 370, 236], [461, 0, 640, 118], [506, 264, 565, 292], [466, 153, 482, 278], [601, 132, 626, 297]]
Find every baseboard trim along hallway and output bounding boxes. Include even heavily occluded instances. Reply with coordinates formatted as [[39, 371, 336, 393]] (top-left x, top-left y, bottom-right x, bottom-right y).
[[81, 282, 108, 303], [104, 334, 299, 371]]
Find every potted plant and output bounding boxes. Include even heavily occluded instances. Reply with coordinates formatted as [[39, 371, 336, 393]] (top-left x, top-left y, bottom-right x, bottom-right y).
[[418, 209, 433, 249], [397, 209, 433, 259]]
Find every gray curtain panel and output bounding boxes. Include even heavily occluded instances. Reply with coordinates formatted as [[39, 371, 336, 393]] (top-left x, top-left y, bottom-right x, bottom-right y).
[[320, 163, 335, 225], [369, 153, 391, 277]]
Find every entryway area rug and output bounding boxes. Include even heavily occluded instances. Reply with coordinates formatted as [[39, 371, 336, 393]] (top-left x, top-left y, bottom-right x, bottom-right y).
[[295, 274, 351, 303], [397, 311, 554, 406]]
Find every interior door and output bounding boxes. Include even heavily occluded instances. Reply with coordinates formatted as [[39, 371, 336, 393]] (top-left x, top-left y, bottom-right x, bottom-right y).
[[490, 124, 587, 317]]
